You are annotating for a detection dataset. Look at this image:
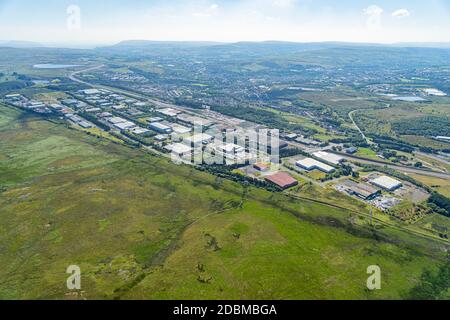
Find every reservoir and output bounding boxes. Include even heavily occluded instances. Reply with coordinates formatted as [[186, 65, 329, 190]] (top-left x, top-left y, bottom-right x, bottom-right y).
[[33, 64, 81, 69], [392, 96, 426, 102]]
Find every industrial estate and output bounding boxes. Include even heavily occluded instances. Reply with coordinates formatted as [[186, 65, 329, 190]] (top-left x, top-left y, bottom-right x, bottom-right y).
[[0, 1, 449, 303]]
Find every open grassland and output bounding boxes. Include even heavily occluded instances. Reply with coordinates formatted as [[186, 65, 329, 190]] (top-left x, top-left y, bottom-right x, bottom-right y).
[[416, 214, 450, 237], [409, 174, 450, 198], [0, 105, 448, 300], [353, 101, 450, 144], [32, 92, 70, 104], [355, 148, 381, 161]]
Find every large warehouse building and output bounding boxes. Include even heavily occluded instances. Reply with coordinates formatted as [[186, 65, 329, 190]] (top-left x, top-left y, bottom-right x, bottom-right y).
[[296, 158, 335, 173], [149, 122, 173, 134], [312, 151, 344, 166], [164, 143, 192, 157], [343, 180, 381, 200], [183, 133, 213, 147], [370, 176, 403, 191], [265, 172, 298, 189]]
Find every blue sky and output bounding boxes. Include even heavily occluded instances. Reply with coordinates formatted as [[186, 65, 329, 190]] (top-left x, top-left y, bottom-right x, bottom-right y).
[[1, 0, 449, 46]]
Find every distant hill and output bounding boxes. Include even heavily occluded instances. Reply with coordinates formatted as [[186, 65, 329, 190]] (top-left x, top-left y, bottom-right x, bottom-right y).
[[392, 42, 450, 49], [0, 40, 44, 48], [111, 40, 224, 48], [97, 40, 450, 67], [97, 40, 360, 58], [97, 40, 226, 56]]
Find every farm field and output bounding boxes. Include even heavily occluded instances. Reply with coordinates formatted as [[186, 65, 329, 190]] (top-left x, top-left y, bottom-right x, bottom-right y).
[[0, 105, 448, 300]]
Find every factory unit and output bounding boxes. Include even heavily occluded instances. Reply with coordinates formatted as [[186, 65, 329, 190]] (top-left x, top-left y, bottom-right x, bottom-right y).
[[154, 134, 169, 141], [107, 116, 137, 131], [114, 121, 136, 130], [296, 158, 335, 173], [295, 136, 320, 146], [82, 89, 102, 95], [346, 147, 358, 154], [183, 133, 214, 147], [209, 143, 247, 161], [312, 151, 344, 166], [165, 143, 192, 157], [147, 117, 163, 123], [67, 114, 93, 129], [108, 117, 128, 124], [253, 163, 270, 172], [85, 107, 101, 113], [435, 136, 450, 143], [370, 176, 403, 191], [171, 124, 192, 135], [342, 180, 381, 201], [130, 127, 150, 135], [284, 133, 298, 141], [149, 122, 173, 134], [265, 172, 298, 190], [158, 108, 180, 117]]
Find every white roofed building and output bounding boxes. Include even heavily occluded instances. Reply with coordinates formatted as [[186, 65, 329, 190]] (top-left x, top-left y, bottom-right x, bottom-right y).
[[108, 117, 128, 124], [149, 122, 173, 134], [313, 151, 344, 166], [114, 121, 136, 130], [296, 158, 335, 173], [165, 143, 192, 157], [370, 176, 403, 191], [158, 108, 180, 117], [130, 127, 150, 135], [82, 89, 101, 95], [183, 133, 213, 146], [171, 124, 191, 135]]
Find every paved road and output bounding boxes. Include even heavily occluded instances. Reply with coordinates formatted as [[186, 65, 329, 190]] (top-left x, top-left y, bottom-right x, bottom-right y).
[[348, 109, 372, 145], [69, 65, 105, 85], [348, 105, 390, 146]]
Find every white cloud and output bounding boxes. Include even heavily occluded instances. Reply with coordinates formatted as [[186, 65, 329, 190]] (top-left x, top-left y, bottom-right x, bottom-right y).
[[272, 0, 295, 8], [363, 5, 383, 31], [392, 9, 410, 18], [364, 5, 383, 16], [192, 4, 219, 18]]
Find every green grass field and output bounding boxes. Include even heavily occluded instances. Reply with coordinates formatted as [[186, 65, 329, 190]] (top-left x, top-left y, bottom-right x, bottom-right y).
[[0, 104, 448, 300]]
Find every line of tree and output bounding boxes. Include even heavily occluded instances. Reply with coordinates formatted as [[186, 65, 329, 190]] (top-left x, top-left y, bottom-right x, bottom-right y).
[[428, 192, 450, 217], [280, 147, 309, 159], [322, 164, 355, 182]]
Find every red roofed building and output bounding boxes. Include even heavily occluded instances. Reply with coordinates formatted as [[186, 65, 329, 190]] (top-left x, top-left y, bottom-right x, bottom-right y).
[[253, 163, 270, 172], [265, 172, 298, 189]]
